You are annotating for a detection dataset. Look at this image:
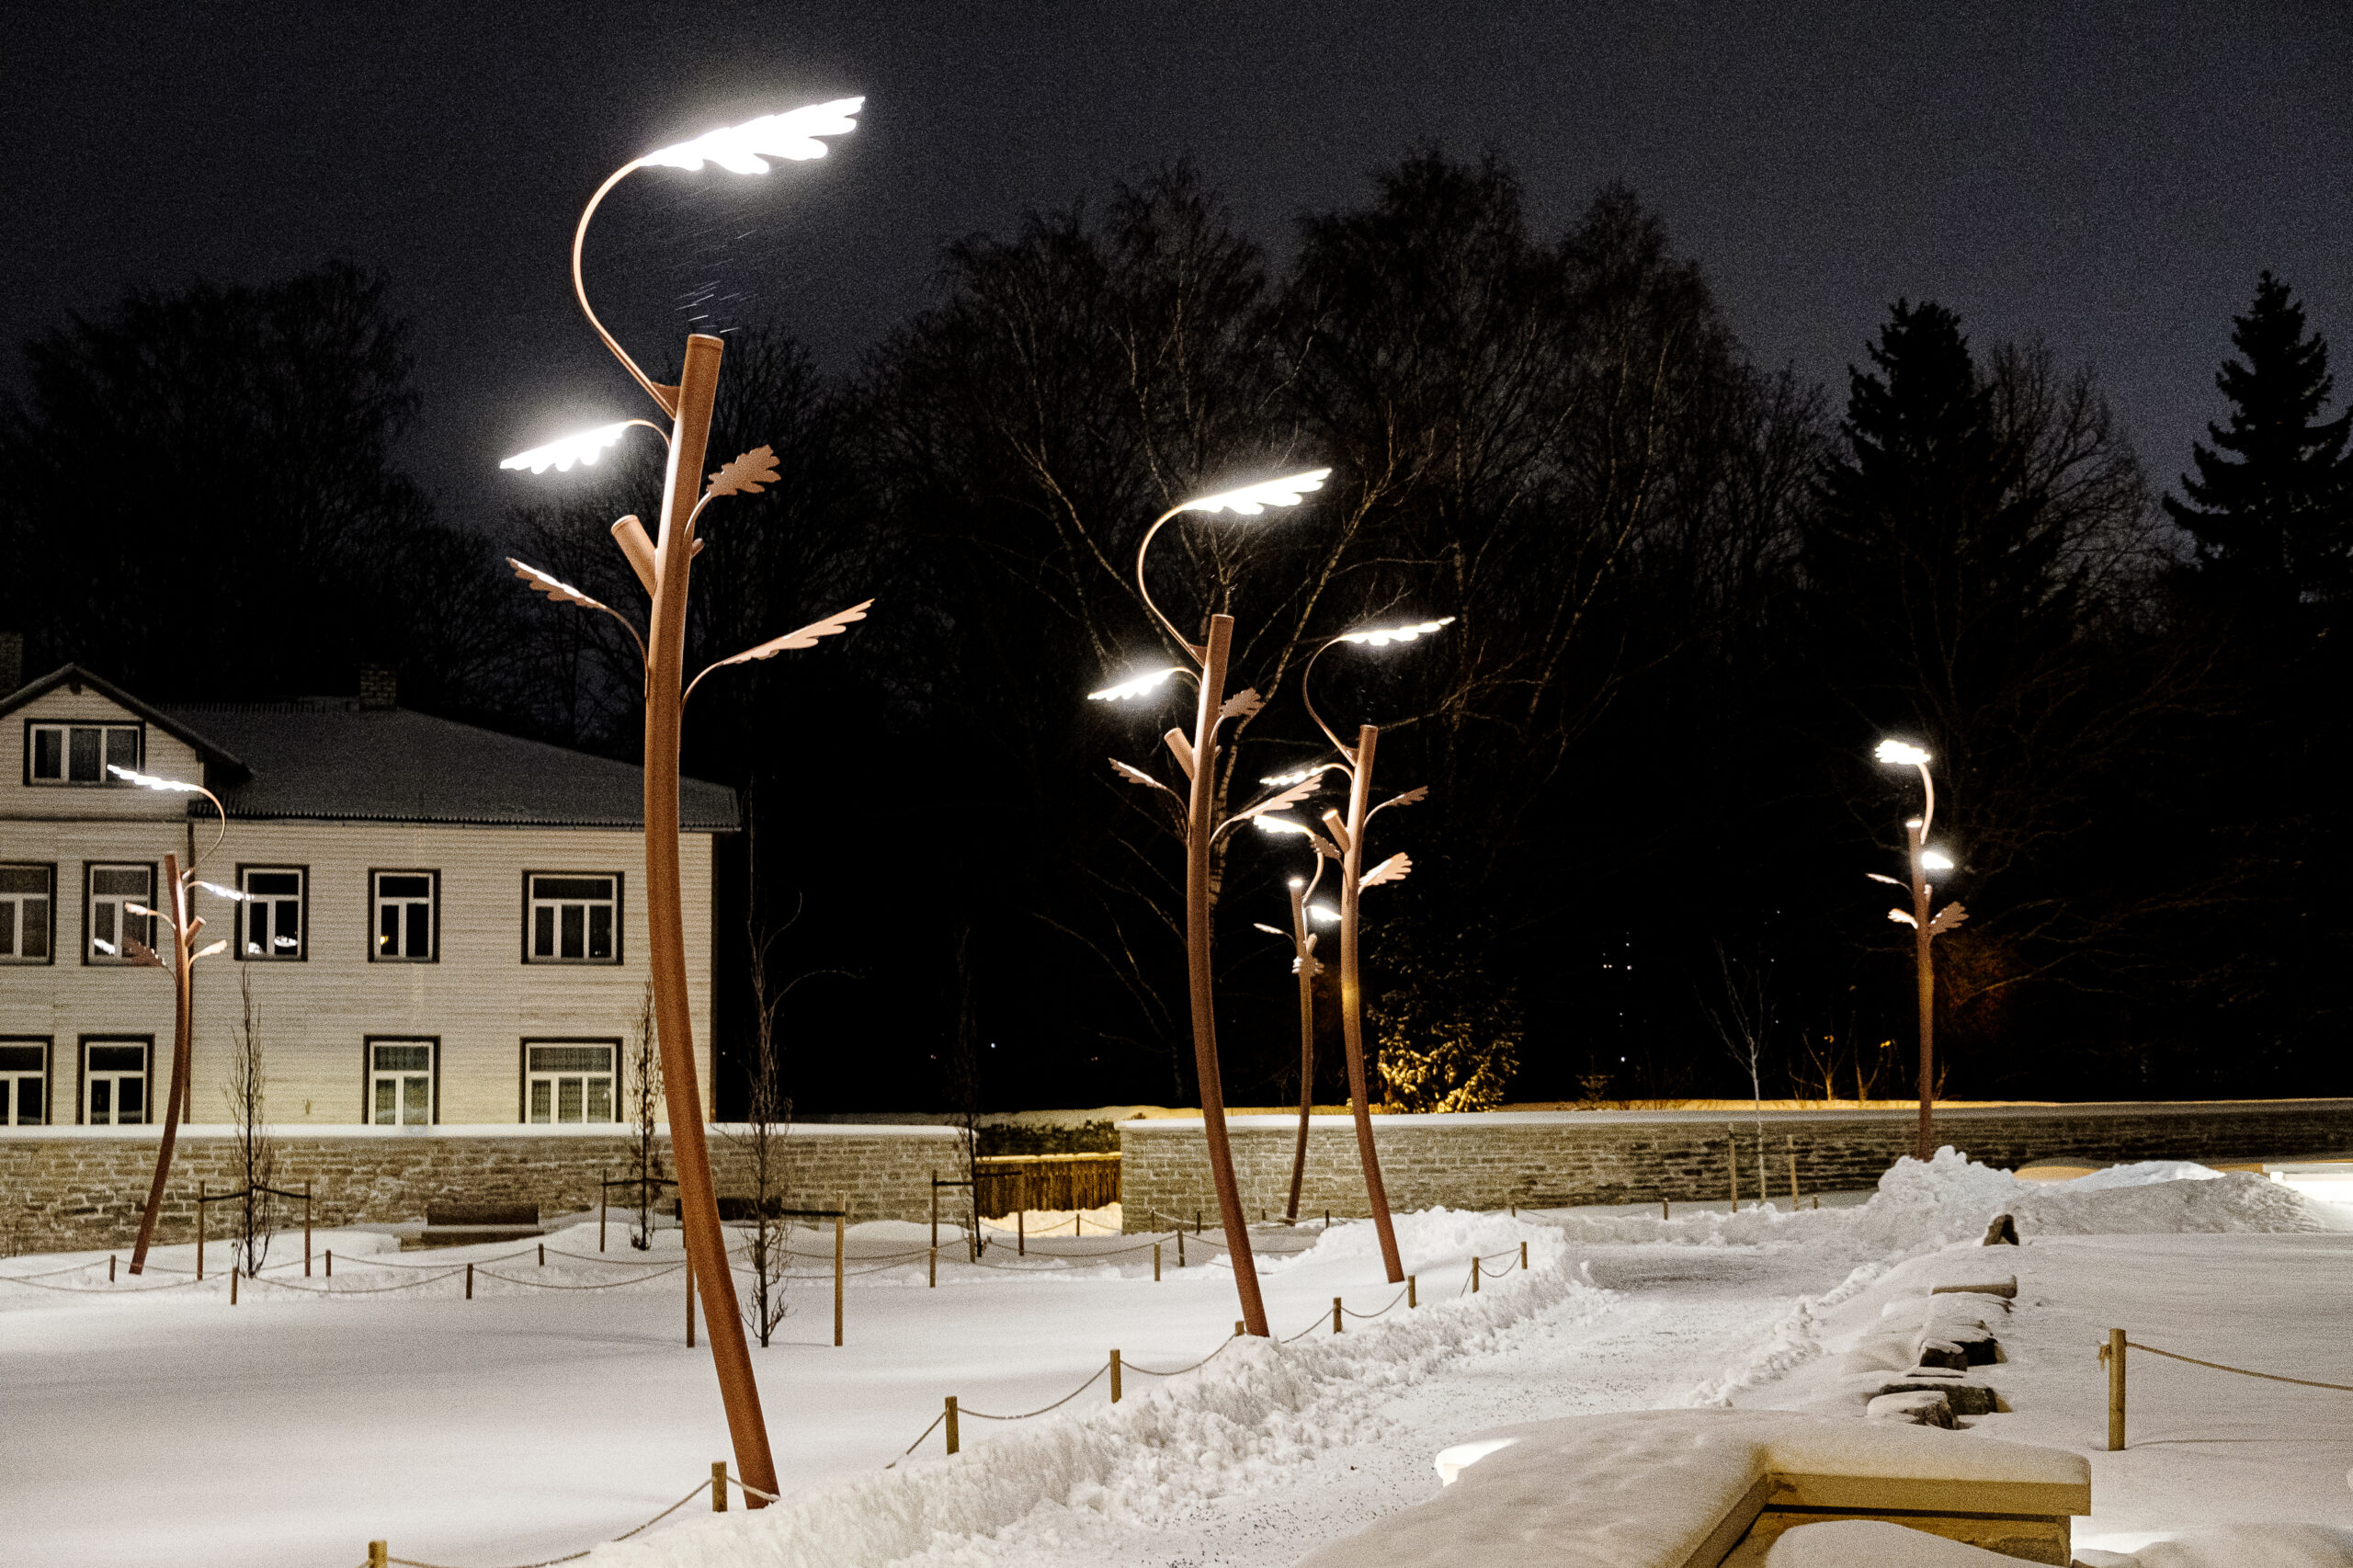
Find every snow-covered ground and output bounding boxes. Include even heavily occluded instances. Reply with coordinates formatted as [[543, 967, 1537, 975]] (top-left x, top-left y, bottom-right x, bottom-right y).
[[5, 1155, 2349, 1567]]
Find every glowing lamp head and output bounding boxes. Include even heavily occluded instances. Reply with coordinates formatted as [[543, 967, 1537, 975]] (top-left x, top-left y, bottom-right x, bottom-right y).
[[500, 421, 636, 475], [1087, 667, 1183, 703], [1288, 877, 1305, 889], [1256, 814, 1313, 837], [1922, 849, 1954, 871], [1260, 766, 1322, 788], [108, 765, 202, 794], [1178, 469, 1331, 517], [1337, 616, 1455, 649], [1876, 739, 1931, 767], [1308, 903, 1341, 925], [640, 97, 863, 175]]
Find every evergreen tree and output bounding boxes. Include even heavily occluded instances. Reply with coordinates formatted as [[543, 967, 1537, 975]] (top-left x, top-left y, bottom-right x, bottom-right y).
[[2164, 271, 2353, 612]]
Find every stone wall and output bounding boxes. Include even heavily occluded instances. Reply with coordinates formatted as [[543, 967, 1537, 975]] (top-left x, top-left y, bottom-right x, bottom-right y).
[[1119, 1101, 2353, 1229], [0, 1124, 962, 1254]]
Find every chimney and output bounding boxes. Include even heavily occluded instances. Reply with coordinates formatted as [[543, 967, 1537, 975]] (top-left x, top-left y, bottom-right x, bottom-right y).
[[358, 663, 398, 710], [0, 633, 20, 697]]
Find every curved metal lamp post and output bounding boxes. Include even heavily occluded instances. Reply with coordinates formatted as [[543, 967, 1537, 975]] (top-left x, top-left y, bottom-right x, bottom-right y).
[[1870, 740, 1968, 1163], [497, 98, 870, 1505], [1089, 469, 1330, 1337], [1250, 839, 1337, 1221], [1281, 616, 1452, 1286], [111, 767, 233, 1275]]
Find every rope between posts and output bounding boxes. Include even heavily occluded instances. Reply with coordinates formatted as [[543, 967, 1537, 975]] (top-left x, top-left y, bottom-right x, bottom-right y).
[[381, 1477, 711, 1568], [473, 1265, 686, 1291], [261, 1268, 472, 1296], [2125, 1340, 2353, 1392], [1342, 1286, 1412, 1319], [1124, 1335, 1240, 1378], [0, 1271, 201, 1294], [883, 1408, 949, 1468], [961, 1361, 1110, 1420]]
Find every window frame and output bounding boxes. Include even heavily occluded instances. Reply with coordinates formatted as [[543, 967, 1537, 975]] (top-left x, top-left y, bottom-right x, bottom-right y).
[[0, 861, 57, 965], [369, 869, 440, 964], [82, 860, 157, 966], [23, 719, 144, 787], [235, 862, 310, 962], [75, 1034, 153, 1126], [0, 1036, 53, 1127], [518, 1037, 622, 1124], [519, 870, 624, 966], [362, 1035, 440, 1125]]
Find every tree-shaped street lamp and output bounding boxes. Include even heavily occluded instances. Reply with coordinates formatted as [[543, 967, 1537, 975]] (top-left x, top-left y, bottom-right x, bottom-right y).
[[1268, 616, 1452, 1286], [497, 97, 870, 1504], [1870, 739, 1969, 1162], [1250, 825, 1339, 1221], [106, 766, 235, 1274], [1088, 468, 1331, 1338]]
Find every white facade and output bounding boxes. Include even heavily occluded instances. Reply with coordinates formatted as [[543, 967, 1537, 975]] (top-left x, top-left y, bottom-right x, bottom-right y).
[[0, 671, 722, 1128]]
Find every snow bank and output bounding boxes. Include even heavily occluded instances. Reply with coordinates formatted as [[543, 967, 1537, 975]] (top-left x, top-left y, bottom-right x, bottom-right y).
[[585, 1210, 1592, 1568], [2080, 1526, 2353, 1567], [1766, 1519, 2023, 1564]]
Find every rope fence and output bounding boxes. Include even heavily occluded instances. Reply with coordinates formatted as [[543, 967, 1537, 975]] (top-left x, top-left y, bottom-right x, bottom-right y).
[[2099, 1327, 2353, 1449]]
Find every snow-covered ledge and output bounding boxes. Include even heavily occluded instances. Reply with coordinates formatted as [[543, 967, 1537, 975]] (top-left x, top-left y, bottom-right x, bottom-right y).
[[1292, 1410, 2090, 1568]]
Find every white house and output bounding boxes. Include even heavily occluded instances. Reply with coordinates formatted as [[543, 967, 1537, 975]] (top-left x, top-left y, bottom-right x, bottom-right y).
[[0, 663, 733, 1129]]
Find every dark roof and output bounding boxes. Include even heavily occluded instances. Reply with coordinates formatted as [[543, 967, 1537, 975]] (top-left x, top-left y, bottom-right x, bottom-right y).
[[2, 664, 249, 778], [156, 699, 738, 831]]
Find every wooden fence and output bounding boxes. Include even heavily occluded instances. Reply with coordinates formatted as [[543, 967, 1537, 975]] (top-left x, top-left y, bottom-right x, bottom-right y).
[[973, 1153, 1120, 1217]]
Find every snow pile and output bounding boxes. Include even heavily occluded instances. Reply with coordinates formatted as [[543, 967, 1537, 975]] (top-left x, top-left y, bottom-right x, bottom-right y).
[[1765, 1519, 2027, 1564], [2080, 1526, 2353, 1566], [588, 1210, 1597, 1568]]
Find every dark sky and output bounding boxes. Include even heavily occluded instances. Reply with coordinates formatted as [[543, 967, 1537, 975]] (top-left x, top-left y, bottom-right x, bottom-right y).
[[5, 3, 2348, 533]]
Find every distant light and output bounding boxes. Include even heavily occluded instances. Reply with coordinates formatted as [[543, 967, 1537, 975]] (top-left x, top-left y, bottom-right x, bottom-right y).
[[1876, 740, 1930, 767], [640, 97, 862, 175], [1922, 849, 1954, 871], [500, 421, 636, 474], [1337, 616, 1454, 648], [1308, 903, 1341, 925], [1287, 877, 1304, 888], [108, 764, 202, 793], [197, 881, 249, 903], [1179, 469, 1331, 517], [1088, 667, 1182, 702]]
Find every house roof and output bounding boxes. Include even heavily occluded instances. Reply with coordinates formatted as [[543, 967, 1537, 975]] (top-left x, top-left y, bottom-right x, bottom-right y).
[[1, 664, 250, 778], [157, 699, 739, 831]]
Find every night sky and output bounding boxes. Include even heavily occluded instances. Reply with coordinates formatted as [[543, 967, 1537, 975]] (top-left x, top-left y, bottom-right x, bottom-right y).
[[5, 4, 2348, 535]]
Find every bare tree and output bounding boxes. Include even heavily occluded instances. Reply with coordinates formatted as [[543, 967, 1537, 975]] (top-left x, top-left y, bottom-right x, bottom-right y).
[[222, 966, 275, 1277], [626, 981, 663, 1250], [735, 899, 795, 1346], [1701, 942, 1775, 1206]]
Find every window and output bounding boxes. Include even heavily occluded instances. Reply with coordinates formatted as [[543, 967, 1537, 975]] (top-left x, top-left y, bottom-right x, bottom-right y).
[[240, 867, 305, 960], [85, 863, 154, 963], [0, 864, 53, 963], [80, 1038, 150, 1125], [371, 870, 437, 961], [0, 1040, 49, 1126], [525, 874, 620, 964], [523, 1041, 618, 1123], [26, 721, 142, 786], [367, 1039, 437, 1125]]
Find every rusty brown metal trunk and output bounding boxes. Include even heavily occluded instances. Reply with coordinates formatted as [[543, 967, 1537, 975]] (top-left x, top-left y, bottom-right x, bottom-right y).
[[1188, 614, 1267, 1335], [645, 333, 778, 1502], [1338, 725, 1404, 1283], [128, 853, 193, 1274]]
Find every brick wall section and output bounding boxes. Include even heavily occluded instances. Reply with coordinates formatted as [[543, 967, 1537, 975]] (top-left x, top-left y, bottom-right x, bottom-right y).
[[1, 1125, 962, 1253], [1120, 1102, 2353, 1230]]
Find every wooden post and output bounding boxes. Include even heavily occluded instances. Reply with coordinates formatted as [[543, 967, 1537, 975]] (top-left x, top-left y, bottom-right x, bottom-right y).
[[1153, 1243, 1162, 1281], [600, 1173, 608, 1253], [1663, 1197, 1671, 1220], [711, 1460, 727, 1512], [1788, 1138, 1800, 1206], [1728, 1131, 1739, 1209], [688, 1260, 697, 1348], [2107, 1329, 2127, 1451], [304, 1180, 313, 1277], [1196, 1208, 1203, 1235], [944, 1396, 959, 1455], [1407, 1274, 1416, 1309], [325, 1248, 333, 1278], [1017, 1209, 1025, 1256], [928, 1245, 938, 1289], [1234, 1320, 1245, 1336], [929, 1171, 938, 1252], [1472, 1255, 1481, 1294], [109, 1254, 117, 1283], [230, 1263, 238, 1306], [538, 1243, 545, 1267], [1519, 1241, 1529, 1271], [1109, 1348, 1122, 1403], [369, 1542, 387, 1568], [1176, 1230, 1186, 1268], [465, 1263, 473, 1301], [1332, 1296, 1344, 1334], [198, 1179, 206, 1281], [833, 1203, 845, 1347]]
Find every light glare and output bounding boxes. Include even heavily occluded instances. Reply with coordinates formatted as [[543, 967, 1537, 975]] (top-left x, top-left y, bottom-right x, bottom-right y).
[[1876, 739, 1931, 767], [641, 97, 863, 175], [1922, 849, 1955, 871], [1337, 616, 1455, 648], [1088, 667, 1182, 702], [500, 421, 636, 475], [1179, 469, 1331, 517], [1256, 815, 1313, 836], [1308, 903, 1340, 925], [108, 764, 202, 793]]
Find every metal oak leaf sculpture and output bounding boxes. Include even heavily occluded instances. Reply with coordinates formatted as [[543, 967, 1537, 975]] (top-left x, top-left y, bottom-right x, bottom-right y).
[[1221, 775, 1324, 832], [509, 557, 612, 612], [705, 445, 781, 498], [1927, 903, 1970, 936], [1110, 758, 1176, 794], [1219, 687, 1265, 722], [1359, 852, 1413, 890], [685, 600, 876, 703]]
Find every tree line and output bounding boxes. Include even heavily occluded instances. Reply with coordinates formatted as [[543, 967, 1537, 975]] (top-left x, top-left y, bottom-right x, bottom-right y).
[[4, 151, 2347, 1113]]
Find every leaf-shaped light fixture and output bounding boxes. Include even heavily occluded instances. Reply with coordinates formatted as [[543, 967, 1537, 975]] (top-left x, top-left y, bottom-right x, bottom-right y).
[[1866, 872, 1905, 888], [705, 445, 781, 499], [1359, 852, 1414, 890], [1876, 739, 1931, 767], [1177, 468, 1332, 517], [500, 421, 639, 474], [1219, 687, 1265, 722], [509, 558, 613, 613], [683, 600, 876, 704], [640, 97, 864, 176], [1927, 903, 1970, 935], [1088, 667, 1184, 702], [193, 939, 228, 960], [1108, 758, 1175, 794], [1222, 775, 1325, 835], [1371, 784, 1429, 819], [1888, 909, 1919, 927], [1252, 922, 1289, 937], [1336, 616, 1455, 649], [107, 765, 203, 794]]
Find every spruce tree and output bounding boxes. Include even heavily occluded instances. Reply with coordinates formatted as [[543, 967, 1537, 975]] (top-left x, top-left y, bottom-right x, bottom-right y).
[[2164, 271, 2353, 612]]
